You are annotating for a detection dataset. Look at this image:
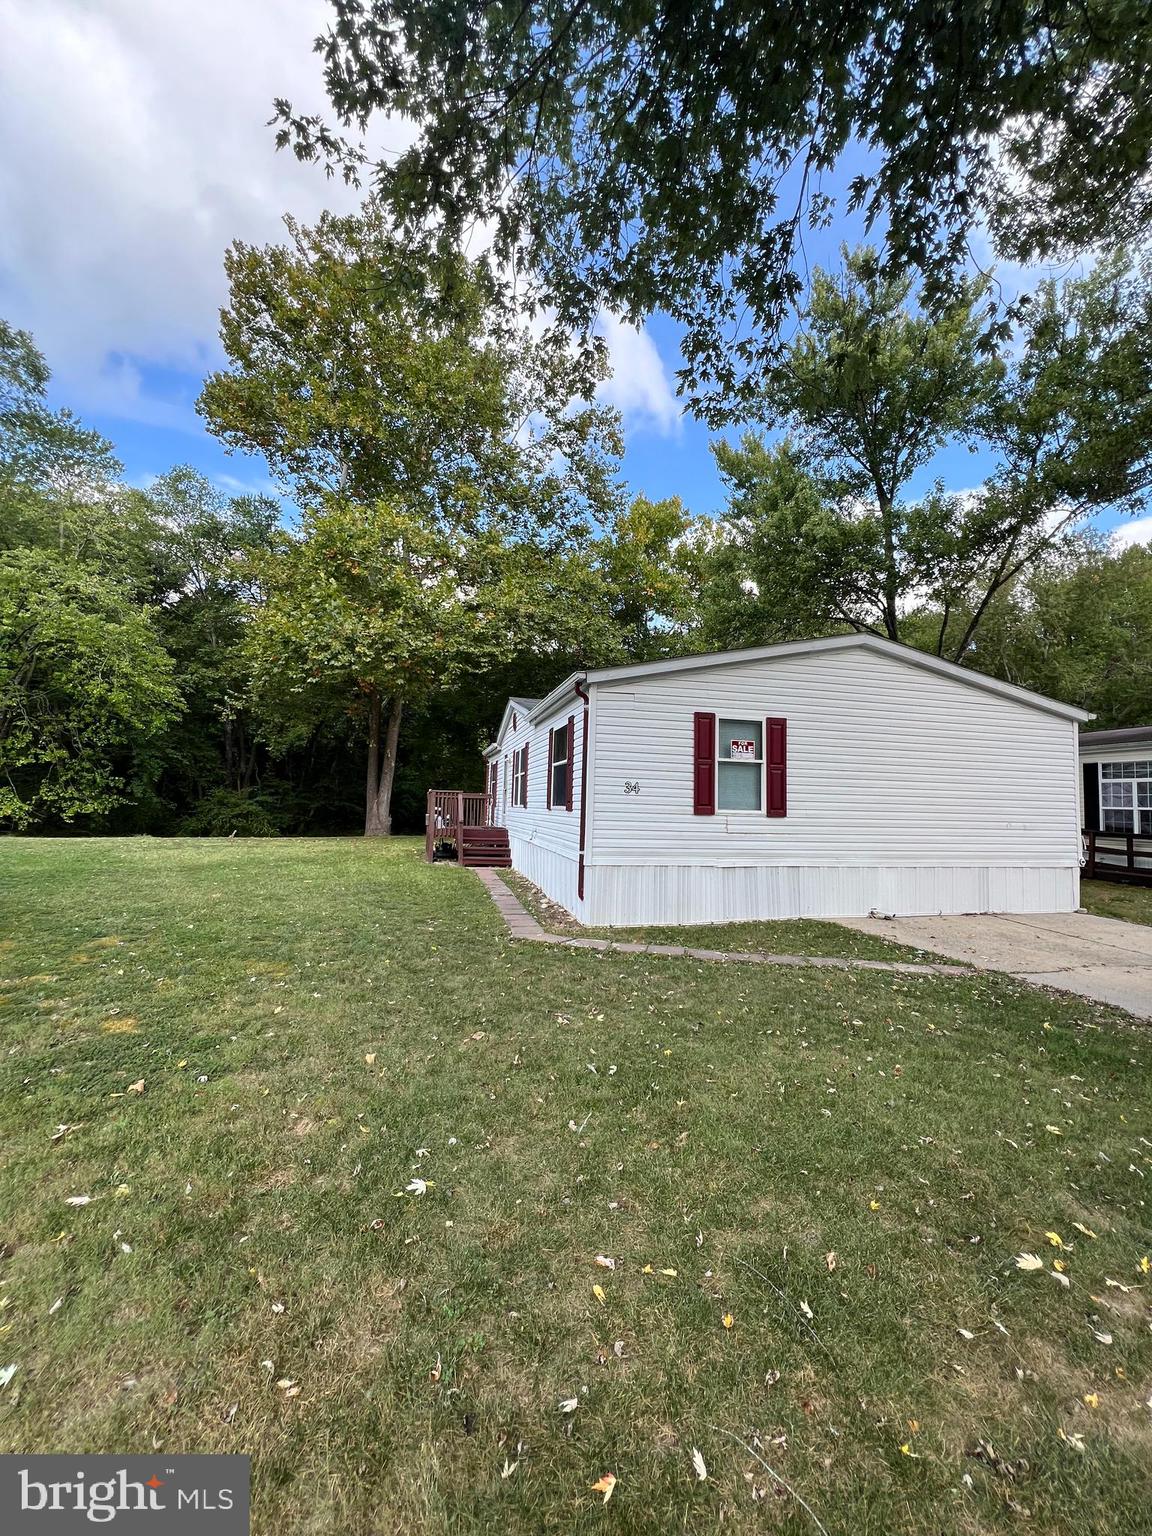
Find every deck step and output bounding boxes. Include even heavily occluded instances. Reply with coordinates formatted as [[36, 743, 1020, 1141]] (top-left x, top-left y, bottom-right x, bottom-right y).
[[459, 826, 511, 868]]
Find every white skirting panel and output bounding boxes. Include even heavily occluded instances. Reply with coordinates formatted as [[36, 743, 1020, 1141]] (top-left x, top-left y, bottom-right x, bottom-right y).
[[508, 836, 585, 919], [584, 863, 1079, 926]]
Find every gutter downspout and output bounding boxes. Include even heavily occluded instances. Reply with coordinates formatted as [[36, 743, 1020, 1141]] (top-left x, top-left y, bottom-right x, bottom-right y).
[[574, 679, 590, 903]]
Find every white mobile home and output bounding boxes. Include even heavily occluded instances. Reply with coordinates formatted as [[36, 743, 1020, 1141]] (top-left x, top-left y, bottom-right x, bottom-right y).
[[479, 635, 1090, 927]]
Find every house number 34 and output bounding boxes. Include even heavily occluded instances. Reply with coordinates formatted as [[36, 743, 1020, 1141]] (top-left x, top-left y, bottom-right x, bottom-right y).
[[624, 780, 641, 794]]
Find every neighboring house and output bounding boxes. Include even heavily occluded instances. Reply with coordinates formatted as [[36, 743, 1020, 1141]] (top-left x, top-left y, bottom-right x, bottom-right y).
[[482, 635, 1090, 926], [1079, 725, 1152, 837]]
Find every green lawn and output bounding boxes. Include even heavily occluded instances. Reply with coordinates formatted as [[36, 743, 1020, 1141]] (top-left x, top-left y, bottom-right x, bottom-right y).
[[498, 870, 949, 963], [2, 837, 1151, 1536], [1081, 878, 1152, 927]]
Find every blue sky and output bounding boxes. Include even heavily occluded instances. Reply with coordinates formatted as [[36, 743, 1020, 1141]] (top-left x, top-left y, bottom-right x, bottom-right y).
[[3, 0, 1147, 548]]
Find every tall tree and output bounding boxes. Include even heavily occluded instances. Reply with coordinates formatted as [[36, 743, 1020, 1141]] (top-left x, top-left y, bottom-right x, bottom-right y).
[[0, 319, 126, 561], [700, 249, 1152, 661], [970, 540, 1152, 728], [139, 467, 281, 811], [199, 205, 622, 834], [276, 0, 1152, 413], [0, 548, 181, 828]]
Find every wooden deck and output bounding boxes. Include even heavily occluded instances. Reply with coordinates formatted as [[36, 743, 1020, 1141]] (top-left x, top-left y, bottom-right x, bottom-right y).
[[425, 790, 510, 866], [1084, 828, 1152, 886]]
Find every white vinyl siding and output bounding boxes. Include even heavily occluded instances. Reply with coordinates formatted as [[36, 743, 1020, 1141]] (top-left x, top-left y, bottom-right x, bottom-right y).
[[487, 701, 584, 915], [581, 644, 1080, 922]]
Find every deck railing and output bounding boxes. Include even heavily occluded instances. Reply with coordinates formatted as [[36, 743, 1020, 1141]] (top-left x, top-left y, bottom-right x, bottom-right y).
[[426, 790, 496, 861], [1083, 828, 1152, 885]]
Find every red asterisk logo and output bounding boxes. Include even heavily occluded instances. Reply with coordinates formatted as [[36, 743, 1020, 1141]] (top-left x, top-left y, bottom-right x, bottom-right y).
[[146, 1476, 164, 1489]]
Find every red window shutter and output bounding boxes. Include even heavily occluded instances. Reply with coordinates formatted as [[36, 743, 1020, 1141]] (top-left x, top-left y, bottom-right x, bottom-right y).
[[693, 712, 716, 815], [565, 714, 575, 811], [546, 727, 554, 809], [521, 742, 529, 806], [766, 717, 787, 817]]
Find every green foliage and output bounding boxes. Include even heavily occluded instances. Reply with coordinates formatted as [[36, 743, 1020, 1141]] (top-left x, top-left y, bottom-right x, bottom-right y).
[[199, 205, 632, 833], [244, 498, 484, 743], [199, 205, 620, 541], [971, 542, 1152, 728], [589, 494, 710, 659], [176, 784, 293, 838], [276, 0, 1152, 412], [701, 250, 1152, 660], [0, 549, 181, 827]]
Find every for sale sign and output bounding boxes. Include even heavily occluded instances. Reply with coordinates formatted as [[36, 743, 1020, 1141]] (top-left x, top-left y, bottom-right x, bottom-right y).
[[729, 739, 756, 759]]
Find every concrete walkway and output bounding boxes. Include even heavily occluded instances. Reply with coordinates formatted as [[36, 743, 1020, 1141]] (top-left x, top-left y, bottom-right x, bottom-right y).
[[836, 910, 1152, 1019], [474, 868, 973, 978]]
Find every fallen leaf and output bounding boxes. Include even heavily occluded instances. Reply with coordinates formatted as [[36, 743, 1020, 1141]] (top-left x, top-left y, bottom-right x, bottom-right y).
[[500, 1458, 519, 1480], [1092, 1329, 1113, 1345], [690, 1447, 707, 1482], [126, 1080, 145, 1095], [364, 1053, 376, 1067], [0, 1365, 16, 1388], [430, 1353, 442, 1383], [1059, 1429, 1085, 1453], [1015, 1252, 1044, 1271], [590, 1473, 617, 1504], [869, 1200, 881, 1211], [404, 1179, 428, 1196], [799, 1299, 814, 1320], [1045, 1125, 1063, 1135], [1083, 1393, 1100, 1409], [1140, 1256, 1150, 1276], [1045, 1232, 1066, 1249], [1073, 1223, 1097, 1240], [558, 1397, 578, 1414], [65, 1195, 93, 1207], [1050, 1270, 1071, 1288], [825, 1251, 837, 1272], [957, 1327, 975, 1341], [722, 1312, 734, 1330], [594, 1255, 616, 1270], [592, 1284, 606, 1305], [659, 1268, 677, 1277], [899, 1442, 920, 1458]]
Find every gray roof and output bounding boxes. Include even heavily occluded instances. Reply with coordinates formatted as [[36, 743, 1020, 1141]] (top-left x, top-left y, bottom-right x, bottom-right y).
[[1079, 724, 1152, 750]]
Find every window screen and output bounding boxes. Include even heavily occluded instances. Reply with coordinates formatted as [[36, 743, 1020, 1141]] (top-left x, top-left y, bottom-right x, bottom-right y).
[[717, 718, 762, 811]]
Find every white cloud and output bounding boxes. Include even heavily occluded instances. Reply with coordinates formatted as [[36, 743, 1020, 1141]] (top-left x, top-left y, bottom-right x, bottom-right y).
[[0, 0, 379, 428], [0, 3, 684, 449], [1110, 515, 1152, 552], [594, 314, 681, 436]]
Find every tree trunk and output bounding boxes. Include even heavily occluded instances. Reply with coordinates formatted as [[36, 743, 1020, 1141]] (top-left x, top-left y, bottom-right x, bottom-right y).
[[364, 691, 403, 836]]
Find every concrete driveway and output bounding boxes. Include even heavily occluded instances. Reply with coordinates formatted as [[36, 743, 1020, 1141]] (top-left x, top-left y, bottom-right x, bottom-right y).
[[835, 910, 1152, 1019]]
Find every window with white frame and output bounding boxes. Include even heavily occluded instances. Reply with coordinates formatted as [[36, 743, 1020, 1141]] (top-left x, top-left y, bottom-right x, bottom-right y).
[[717, 718, 762, 811], [1100, 760, 1152, 834], [550, 723, 570, 807]]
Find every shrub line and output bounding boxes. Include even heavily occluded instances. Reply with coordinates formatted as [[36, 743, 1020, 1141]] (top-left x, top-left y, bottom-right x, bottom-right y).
[[472, 867, 975, 977]]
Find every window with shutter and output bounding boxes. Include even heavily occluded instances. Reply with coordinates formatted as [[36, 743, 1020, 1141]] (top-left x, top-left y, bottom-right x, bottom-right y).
[[550, 722, 570, 809]]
